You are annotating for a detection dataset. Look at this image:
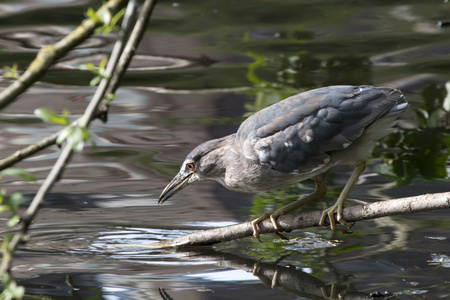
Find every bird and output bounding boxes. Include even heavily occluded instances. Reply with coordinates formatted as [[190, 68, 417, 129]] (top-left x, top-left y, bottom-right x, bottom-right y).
[[158, 85, 408, 239]]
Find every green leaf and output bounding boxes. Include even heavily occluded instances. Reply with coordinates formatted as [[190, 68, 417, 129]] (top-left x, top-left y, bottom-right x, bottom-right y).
[[68, 126, 89, 152], [0, 205, 8, 213], [3, 63, 19, 79], [106, 93, 116, 104], [98, 56, 108, 72], [9, 193, 27, 207], [111, 8, 125, 26], [1, 168, 36, 182], [56, 126, 72, 145], [80, 62, 96, 71], [3, 193, 27, 216], [57, 125, 91, 152], [82, 57, 108, 85], [7, 214, 20, 227], [86, 7, 100, 22], [1, 270, 25, 300], [34, 108, 69, 125], [89, 76, 102, 86], [12, 286, 25, 299]]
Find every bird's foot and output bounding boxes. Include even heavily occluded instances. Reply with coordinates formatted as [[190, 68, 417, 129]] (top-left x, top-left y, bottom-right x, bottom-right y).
[[251, 213, 270, 242], [251, 213, 288, 242], [319, 203, 353, 233]]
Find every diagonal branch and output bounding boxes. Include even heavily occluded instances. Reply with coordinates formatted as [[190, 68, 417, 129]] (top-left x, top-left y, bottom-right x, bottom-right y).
[[0, 0, 158, 171], [0, 0, 158, 276], [151, 192, 450, 248]]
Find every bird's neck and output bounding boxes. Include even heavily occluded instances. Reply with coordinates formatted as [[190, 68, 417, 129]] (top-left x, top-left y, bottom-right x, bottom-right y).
[[209, 135, 266, 192], [197, 134, 235, 183]]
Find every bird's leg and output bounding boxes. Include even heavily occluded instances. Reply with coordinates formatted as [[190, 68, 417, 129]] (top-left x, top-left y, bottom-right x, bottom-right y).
[[251, 176, 327, 240], [269, 176, 327, 229], [252, 213, 288, 241], [251, 213, 271, 241], [319, 162, 366, 231]]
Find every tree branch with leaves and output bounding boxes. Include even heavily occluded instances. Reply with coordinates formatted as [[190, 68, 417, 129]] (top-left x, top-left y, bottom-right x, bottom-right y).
[[0, 0, 158, 298]]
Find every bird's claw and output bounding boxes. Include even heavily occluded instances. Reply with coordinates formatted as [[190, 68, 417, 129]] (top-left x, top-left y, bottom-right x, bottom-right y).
[[251, 213, 288, 241], [270, 214, 282, 231], [320, 203, 353, 232], [251, 213, 269, 242]]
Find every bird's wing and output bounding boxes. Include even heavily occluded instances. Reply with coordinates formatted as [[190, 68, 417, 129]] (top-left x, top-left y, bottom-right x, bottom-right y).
[[236, 85, 405, 173]]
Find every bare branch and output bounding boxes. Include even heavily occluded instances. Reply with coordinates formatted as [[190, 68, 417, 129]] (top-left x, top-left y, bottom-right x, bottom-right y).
[[151, 192, 450, 248], [99, 0, 158, 119], [0, 130, 63, 171]]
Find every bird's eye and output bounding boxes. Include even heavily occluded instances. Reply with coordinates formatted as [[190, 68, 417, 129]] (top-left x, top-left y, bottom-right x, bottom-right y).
[[186, 163, 195, 170]]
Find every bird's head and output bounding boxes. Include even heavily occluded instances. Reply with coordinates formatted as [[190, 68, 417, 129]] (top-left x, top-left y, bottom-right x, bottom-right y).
[[158, 136, 232, 204]]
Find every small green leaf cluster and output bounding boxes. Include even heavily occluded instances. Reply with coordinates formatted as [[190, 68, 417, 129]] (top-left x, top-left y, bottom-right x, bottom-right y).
[[57, 125, 92, 152], [86, 7, 125, 35], [34, 108, 93, 152], [2, 64, 19, 80], [0, 169, 35, 227], [0, 272, 25, 300], [0, 170, 36, 299], [0, 192, 27, 227], [374, 83, 450, 185], [80, 56, 109, 86]]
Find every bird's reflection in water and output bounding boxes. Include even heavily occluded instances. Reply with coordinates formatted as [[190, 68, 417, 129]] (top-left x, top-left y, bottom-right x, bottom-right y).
[[159, 248, 375, 300]]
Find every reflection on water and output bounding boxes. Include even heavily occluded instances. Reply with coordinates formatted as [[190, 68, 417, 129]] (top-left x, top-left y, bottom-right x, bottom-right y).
[[1, 0, 450, 299], [13, 219, 450, 299]]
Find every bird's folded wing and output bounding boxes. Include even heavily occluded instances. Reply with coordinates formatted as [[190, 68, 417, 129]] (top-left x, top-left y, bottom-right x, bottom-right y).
[[236, 85, 403, 173]]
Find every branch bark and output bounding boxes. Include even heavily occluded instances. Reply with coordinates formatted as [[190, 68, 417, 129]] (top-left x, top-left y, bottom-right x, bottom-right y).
[[151, 192, 450, 248]]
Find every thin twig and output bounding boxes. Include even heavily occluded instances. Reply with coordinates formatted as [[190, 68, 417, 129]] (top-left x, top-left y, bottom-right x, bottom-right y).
[[0, 0, 158, 275], [0, 0, 158, 171], [99, 0, 158, 118], [0, 0, 127, 171], [0, 129, 65, 171], [150, 192, 450, 248]]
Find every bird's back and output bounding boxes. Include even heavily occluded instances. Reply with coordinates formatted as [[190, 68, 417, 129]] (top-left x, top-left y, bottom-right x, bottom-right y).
[[236, 85, 407, 174]]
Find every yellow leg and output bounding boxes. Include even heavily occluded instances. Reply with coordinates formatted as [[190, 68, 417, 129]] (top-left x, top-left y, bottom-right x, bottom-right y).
[[251, 176, 327, 240], [319, 162, 366, 231]]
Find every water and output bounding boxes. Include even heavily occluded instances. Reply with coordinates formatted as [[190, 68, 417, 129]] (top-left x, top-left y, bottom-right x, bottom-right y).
[[1, 0, 450, 299]]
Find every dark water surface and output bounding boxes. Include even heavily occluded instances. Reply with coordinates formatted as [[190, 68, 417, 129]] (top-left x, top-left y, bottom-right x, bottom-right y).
[[1, 1, 450, 299]]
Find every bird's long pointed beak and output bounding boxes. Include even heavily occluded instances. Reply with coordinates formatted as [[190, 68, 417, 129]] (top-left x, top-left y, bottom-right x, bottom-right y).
[[158, 170, 193, 205]]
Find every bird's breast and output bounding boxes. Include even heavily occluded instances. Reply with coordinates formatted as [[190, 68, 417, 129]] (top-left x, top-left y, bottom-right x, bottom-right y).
[[221, 161, 334, 193]]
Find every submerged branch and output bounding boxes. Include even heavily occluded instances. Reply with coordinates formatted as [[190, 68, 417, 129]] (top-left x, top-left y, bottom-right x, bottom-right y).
[[152, 192, 450, 248]]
